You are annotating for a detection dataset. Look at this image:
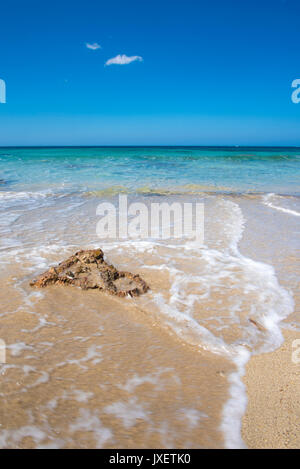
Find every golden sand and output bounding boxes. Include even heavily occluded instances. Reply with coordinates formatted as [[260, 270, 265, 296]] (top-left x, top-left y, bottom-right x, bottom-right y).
[[242, 329, 300, 449]]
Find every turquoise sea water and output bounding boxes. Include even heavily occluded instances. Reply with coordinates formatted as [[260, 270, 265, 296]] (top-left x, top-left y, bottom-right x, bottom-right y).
[[0, 146, 300, 195]]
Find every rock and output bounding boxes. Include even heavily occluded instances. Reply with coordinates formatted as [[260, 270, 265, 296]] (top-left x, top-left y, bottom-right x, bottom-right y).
[[30, 249, 149, 297]]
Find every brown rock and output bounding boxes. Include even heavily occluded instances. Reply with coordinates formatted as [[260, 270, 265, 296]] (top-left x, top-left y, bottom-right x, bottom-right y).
[[30, 249, 149, 297]]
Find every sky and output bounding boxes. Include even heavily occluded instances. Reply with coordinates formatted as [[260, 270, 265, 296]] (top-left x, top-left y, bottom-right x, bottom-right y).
[[0, 0, 300, 146]]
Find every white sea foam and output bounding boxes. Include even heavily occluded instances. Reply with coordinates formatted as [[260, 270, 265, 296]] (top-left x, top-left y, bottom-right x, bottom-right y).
[[0, 425, 46, 448], [263, 193, 300, 217], [118, 368, 174, 393], [8, 342, 34, 357], [103, 397, 150, 429], [177, 408, 209, 429], [55, 344, 103, 370], [0, 191, 50, 201], [69, 408, 113, 448], [220, 346, 250, 449], [72, 390, 94, 402]]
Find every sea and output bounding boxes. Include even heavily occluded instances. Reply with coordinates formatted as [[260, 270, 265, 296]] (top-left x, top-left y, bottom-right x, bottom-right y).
[[0, 146, 299, 448]]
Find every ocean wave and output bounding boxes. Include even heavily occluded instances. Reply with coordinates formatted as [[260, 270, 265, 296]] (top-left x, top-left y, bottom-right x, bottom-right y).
[[0, 190, 57, 201], [262, 193, 300, 217]]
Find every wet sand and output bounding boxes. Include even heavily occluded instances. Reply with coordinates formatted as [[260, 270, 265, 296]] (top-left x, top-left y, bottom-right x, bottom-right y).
[[242, 329, 300, 449], [0, 270, 233, 449]]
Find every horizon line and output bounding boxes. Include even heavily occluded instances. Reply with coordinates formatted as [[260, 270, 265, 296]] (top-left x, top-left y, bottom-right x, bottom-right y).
[[1, 145, 300, 149]]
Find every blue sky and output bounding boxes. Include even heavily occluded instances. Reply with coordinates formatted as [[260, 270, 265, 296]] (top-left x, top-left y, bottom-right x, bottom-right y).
[[0, 0, 300, 146]]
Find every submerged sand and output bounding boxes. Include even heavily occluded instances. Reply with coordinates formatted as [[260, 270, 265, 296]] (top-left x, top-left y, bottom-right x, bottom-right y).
[[0, 273, 232, 449]]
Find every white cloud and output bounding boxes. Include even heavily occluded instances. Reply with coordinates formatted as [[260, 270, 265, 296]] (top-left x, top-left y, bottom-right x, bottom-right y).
[[105, 54, 143, 66], [86, 42, 101, 50]]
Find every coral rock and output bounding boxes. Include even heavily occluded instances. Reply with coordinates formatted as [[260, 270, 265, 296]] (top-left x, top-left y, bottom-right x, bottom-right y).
[[30, 249, 149, 297]]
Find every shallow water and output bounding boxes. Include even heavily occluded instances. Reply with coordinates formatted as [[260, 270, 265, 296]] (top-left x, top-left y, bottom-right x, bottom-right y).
[[1, 146, 300, 195], [0, 147, 299, 448]]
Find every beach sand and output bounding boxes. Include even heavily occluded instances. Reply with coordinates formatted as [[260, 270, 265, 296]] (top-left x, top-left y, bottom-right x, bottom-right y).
[[242, 329, 300, 449]]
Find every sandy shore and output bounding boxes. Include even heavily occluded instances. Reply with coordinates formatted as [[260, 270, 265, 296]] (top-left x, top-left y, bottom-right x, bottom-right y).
[[242, 329, 300, 449]]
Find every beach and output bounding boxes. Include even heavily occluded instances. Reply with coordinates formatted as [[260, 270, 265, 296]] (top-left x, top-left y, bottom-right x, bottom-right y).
[[0, 146, 299, 448], [243, 329, 300, 448]]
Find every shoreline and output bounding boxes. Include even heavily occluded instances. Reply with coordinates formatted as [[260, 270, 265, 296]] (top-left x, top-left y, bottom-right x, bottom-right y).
[[242, 329, 300, 449]]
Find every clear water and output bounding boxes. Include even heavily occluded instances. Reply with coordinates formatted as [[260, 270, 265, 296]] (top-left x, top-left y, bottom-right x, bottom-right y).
[[1, 146, 300, 195]]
